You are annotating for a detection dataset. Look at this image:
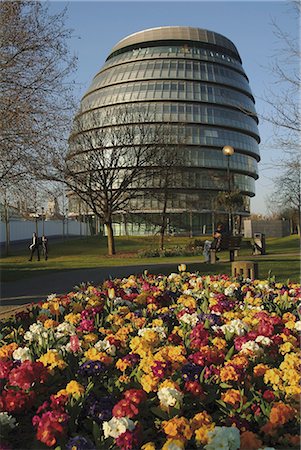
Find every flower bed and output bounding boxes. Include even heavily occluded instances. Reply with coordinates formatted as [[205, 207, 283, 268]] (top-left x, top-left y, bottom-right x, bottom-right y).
[[0, 268, 300, 450]]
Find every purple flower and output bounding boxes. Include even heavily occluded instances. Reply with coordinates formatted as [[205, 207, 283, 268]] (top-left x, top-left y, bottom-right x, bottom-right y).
[[66, 436, 96, 450], [84, 394, 114, 423], [182, 363, 203, 381], [78, 360, 105, 377]]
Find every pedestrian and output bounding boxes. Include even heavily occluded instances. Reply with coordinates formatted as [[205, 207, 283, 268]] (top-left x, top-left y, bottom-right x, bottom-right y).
[[203, 239, 211, 263], [28, 232, 40, 261], [211, 224, 224, 261], [41, 235, 48, 260]]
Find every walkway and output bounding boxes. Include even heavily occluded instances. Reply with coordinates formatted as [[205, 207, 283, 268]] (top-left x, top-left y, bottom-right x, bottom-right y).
[[1, 262, 203, 306]]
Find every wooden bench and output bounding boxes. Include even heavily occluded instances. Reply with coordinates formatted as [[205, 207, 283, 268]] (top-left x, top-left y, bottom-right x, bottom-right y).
[[210, 235, 242, 263]]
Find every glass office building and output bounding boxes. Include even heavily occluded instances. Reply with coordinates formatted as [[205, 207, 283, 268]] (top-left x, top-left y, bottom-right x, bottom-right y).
[[72, 26, 260, 235]]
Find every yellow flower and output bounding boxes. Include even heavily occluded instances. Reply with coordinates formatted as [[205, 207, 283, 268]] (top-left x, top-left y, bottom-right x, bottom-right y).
[[194, 423, 215, 445], [178, 264, 186, 272], [279, 342, 294, 355], [118, 374, 130, 384], [84, 347, 101, 361], [38, 350, 67, 373], [177, 295, 196, 309], [141, 443, 156, 450], [212, 337, 227, 350], [83, 333, 98, 343], [264, 369, 282, 389], [66, 380, 85, 398], [140, 374, 158, 393], [190, 411, 213, 431], [64, 313, 81, 325]]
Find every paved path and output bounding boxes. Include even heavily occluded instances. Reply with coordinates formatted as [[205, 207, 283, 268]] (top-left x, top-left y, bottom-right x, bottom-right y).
[[1, 262, 203, 306]]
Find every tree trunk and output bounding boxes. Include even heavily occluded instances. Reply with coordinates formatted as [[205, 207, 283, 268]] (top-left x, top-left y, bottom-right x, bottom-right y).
[[105, 221, 116, 255], [159, 190, 168, 251]]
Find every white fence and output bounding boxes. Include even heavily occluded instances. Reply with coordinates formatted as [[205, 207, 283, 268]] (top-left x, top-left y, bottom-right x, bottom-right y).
[[0, 219, 90, 243]]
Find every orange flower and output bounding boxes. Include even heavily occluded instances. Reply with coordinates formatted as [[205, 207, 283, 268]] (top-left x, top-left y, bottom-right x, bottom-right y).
[[0, 343, 18, 360], [222, 389, 245, 409], [269, 402, 295, 425], [162, 416, 192, 441], [240, 431, 263, 449], [253, 363, 269, 377], [220, 365, 239, 382]]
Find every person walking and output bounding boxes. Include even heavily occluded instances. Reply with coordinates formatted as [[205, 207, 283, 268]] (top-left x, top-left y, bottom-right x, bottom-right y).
[[41, 235, 48, 260], [28, 232, 40, 261]]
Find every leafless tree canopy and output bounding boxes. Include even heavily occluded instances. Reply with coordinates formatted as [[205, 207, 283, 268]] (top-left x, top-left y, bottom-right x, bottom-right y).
[[262, 2, 300, 155], [0, 1, 77, 192]]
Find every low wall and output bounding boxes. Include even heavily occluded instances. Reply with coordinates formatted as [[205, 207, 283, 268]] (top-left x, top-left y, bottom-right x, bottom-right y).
[[243, 219, 291, 238], [0, 219, 90, 243]]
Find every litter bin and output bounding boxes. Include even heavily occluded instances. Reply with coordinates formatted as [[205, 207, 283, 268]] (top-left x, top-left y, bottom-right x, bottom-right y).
[[253, 233, 266, 255]]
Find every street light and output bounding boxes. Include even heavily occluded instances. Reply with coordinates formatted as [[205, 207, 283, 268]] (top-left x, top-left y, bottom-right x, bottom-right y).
[[222, 145, 235, 234]]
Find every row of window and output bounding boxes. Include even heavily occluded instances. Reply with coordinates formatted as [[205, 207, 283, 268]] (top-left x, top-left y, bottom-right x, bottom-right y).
[[104, 45, 243, 73], [77, 119, 260, 158], [83, 80, 256, 116], [81, 102, 259, 138], [90, 60, 252, 95], [126, 169, 255, 193]]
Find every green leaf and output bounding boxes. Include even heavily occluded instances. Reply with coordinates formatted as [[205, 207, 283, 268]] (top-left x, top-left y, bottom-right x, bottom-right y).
[[150, 406, 169, 420], [225, 345, 235, 361]]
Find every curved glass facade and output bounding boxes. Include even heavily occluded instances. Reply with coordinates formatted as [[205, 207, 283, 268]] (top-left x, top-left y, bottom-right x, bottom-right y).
[[73, 26, 260, 234]]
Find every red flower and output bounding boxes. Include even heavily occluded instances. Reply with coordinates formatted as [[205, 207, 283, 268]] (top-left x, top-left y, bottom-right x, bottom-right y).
[[112, 399, 139, 418], [184, 381, 205, 398], [0, 361, 13, 380], [1, 389, 35, 413], [116, 427, 140, 450], [123, 389, 147, 405], [8, 361, 48, 390], [35, 410, 69, 447], [263, 390, 275, 402]]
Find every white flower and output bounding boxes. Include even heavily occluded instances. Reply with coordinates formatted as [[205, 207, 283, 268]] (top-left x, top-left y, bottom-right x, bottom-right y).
[[95, 339, 116, 356], [138, 326, 166, 340], [55, 322, 76, 339], [241, 340, 263, 356], [255, 335, 272, 346], [0, 412, 18, 429], [294, 320, 301, 331], [179, 312, 199, 327], [157, 387, 184, 408], [12, 347, 32, 362], [205, 426, 240, 450], [224, 285, 236, 296], [46, 293, 57, 301], [24, 322, 45, 342], [102, 417, 135, 439], [219, 319, 249, 336]]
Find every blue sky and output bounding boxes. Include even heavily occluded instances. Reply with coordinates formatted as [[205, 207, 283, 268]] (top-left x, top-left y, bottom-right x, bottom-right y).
[[49, 1, 298, 214]]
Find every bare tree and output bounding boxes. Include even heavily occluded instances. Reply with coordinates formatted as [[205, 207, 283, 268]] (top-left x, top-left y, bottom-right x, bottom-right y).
[[267, 159, 300, 234], [0, 1, 76, 190], [262, 2, 300, 156], [49, 105, 165, 255]]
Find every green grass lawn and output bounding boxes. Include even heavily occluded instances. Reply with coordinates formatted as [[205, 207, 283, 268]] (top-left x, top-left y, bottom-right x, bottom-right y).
[[0, 234, 300, 283]]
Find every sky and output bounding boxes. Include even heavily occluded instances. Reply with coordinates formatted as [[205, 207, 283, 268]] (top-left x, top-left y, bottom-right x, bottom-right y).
[[49, 0, 298, 215]]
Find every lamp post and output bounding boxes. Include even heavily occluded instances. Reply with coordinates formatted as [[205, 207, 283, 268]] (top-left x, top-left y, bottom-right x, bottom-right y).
[[222, 145, 234, 234], [41, 207, 45, 236]]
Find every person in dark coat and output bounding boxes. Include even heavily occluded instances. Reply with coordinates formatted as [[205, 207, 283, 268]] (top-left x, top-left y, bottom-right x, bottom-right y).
[[41, 235, 48, 260], [28, 232, 40, 261], [211, 224, 224, 261]]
